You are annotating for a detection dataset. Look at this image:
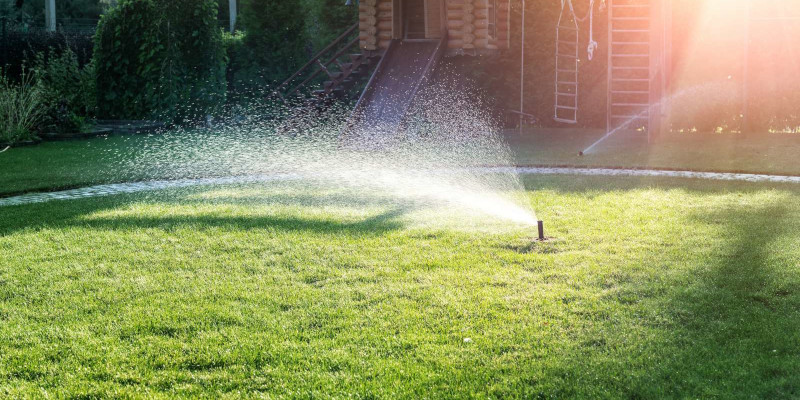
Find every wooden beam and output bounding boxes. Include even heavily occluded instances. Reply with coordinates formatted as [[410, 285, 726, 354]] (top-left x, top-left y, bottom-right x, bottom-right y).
[[648, 0, 664, 142], [229, 0, 237, 33], [45, 0, 56, 32]]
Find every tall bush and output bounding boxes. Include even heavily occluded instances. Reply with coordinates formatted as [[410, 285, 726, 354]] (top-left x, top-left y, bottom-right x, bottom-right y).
[[304, 0, 357, 52], [236, 0, 307, 86], [33, 48, 96, 133], [93, 0, 227, 122]]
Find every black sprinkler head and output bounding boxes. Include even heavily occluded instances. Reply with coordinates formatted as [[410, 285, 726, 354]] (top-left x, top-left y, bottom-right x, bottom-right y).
[[537, 220, 545, 241], [578, 151, 584, 156]]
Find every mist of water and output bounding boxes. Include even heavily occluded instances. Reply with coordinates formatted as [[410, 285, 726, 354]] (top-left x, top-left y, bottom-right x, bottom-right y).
[[121, 81, 538, 228], [581, 81, 739, 155]]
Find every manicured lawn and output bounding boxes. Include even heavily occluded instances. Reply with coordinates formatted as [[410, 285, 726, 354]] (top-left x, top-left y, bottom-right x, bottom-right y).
[[2, 128, 800, 196], [507, 128, 800, 174], [2, 176, 799, 398]]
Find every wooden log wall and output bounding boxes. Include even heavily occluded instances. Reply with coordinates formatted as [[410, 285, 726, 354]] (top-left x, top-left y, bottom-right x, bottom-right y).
[[445, 0, 510, 52], [359, 0, 396, 50], [360, 0, 510, 53], [359, 0, 378, 50]]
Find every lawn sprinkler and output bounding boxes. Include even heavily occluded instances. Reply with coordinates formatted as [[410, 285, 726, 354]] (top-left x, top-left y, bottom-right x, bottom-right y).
[[578, 151, 584, 156], [537, 220, 545, 241]]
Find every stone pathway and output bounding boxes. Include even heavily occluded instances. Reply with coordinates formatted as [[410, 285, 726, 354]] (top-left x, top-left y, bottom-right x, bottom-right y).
[[1, 167, 799, 207]]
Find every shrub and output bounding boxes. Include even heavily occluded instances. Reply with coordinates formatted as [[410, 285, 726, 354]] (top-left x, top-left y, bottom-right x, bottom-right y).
[[93, 0, 226, 122], [0, 69, 43, 144], [304, 0, 357, 53], [235, 0, 308, 87], [33, 48, 95, 134]]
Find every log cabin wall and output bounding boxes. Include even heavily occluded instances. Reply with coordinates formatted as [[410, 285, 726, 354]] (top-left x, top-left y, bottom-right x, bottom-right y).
[[358, 0, 394, 50], [360, 0, 510, 54], [445, 0, 510, 54]]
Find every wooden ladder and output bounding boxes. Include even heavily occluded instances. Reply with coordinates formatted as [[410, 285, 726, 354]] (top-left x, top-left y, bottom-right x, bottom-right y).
[[554, 1, 580, 124], [607, 0, 651, 131]]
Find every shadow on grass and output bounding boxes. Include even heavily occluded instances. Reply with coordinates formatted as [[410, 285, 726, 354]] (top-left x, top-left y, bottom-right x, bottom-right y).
[[623, 202, 800, 398], [0, 188, 412, 237], [663, 203, 799, 396]]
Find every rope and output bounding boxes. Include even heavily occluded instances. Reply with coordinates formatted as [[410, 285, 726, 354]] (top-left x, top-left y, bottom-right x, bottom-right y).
[[560, 0, 598, 60], [586, 0, 597, 60]]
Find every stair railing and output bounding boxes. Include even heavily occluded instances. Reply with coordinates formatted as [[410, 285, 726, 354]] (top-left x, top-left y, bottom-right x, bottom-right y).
[[276, 23, 360, 102]]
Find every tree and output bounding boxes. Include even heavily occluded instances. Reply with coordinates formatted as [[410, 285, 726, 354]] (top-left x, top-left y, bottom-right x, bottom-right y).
[[305, 0, 357, 52], [93, 0, 227, 121], [237, 0, 307, 86]]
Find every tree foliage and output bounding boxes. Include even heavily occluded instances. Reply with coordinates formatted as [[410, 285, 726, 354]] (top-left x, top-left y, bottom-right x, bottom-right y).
[[93, 0, 226, 121], [304, 0, 357, 51], [236, 0, 307, 86], [227, 0, 356, 100]]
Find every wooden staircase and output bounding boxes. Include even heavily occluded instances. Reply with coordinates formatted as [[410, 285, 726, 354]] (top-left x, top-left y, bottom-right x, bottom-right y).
[[276, 23, 383, 107]]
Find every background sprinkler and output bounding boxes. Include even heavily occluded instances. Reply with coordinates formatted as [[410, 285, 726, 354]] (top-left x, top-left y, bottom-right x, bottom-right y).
[[537, 220, 545, 241], [578, 151, 584, 156]]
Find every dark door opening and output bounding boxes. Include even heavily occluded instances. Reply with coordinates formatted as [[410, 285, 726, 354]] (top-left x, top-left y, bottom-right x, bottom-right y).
[[403, 0, 426, 39]]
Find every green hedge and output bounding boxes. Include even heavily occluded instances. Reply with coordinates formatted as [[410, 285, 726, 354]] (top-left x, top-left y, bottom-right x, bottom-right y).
[[93, 0, 226, 122]]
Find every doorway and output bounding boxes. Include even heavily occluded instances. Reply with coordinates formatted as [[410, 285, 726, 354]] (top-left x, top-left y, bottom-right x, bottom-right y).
[[403, 0, 426, 39]]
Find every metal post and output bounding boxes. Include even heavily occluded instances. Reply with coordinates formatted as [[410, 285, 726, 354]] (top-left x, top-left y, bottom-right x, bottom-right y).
[[742, 0, 751, 134], [606, 0, 612, 135], [229, 0, 237, 34], [519, 0, 525, 134], [663, 0, 673, 134], [648, 0, 662, 142], [45, 0, 56, 32]]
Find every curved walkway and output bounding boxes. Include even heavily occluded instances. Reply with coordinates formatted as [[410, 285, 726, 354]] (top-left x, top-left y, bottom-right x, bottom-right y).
[[2, 167, 799, 207]]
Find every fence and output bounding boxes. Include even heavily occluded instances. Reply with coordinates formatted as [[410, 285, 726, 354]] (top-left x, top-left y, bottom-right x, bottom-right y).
[[0, 18, 95, 80]]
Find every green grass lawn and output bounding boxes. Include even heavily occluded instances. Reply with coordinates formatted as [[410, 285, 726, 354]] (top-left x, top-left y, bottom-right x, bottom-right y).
[[507, 128, 800, 174], [1, 128, 800, 196], [2, 176, 799, 398]]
